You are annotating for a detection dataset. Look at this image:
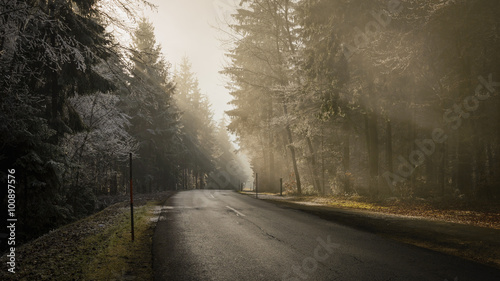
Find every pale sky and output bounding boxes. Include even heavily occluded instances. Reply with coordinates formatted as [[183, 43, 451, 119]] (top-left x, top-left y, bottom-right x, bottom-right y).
[[145, 0, 238, 122]]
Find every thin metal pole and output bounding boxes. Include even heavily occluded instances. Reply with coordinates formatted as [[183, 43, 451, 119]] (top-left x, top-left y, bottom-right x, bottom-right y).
[[280, 178, 283, 196], [130, 153, 134, 241], [255, 173, 258, 199]]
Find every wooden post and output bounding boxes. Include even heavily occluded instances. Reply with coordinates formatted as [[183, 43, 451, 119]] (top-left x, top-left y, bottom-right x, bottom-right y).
[[130, 153, 134, 241]]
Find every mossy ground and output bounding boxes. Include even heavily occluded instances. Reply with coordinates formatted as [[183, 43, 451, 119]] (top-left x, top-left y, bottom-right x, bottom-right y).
[[83, 201, 159, 280]]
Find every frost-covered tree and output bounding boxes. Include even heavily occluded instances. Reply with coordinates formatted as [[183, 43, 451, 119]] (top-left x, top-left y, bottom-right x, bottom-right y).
[[223, 0, 500, 200], [224, 0, 303, 193], [0, 0, 159, 248], [0, 0, 117, 244], [63, 92, 138, 197]]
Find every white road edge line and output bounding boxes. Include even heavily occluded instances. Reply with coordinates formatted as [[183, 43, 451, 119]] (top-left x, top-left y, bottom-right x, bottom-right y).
[[226, 206, 246, 217], [210, 194, 215, 199]]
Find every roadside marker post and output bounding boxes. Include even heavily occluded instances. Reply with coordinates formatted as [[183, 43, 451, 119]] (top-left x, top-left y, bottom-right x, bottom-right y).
[[256, 173, 258, 199], [280, 178, 283, 196]]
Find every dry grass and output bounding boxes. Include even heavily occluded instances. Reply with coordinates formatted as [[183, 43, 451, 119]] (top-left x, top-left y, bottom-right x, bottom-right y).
[[83, 201, 159, 280], [281, 194, 500, 229]]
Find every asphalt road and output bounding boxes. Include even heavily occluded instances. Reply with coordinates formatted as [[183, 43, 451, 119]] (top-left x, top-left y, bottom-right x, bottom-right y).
[[152, 190, 500, 281]]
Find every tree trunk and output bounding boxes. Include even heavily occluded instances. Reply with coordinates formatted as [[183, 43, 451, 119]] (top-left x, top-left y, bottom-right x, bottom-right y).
[[284, 104, 302, 194], [474, 126, 488, 199], [268, 97, 276, 192], [321, 133, 326, 195], [111, 171, 118, 195], [385, 119, 393, 175], [457, 57, 474, 198], [439, 142, 447, 196], [457, 130, 473, 197], [364, 112, 379, 197], [306, 136, 321, 193], [343, 130, 351, 193], [269, 147, 275, 191]]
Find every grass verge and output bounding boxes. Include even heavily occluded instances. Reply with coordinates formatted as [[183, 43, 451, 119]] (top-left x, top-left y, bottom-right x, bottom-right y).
[[83, 201, 161, 280], [0, 194, 169, 281]]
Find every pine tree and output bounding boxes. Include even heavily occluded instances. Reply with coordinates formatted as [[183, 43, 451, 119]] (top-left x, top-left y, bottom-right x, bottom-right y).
[[174, 57, 217, 189], [0, 0, 117, 244], [127, 18, 182, 192], [224, 0, 303, 193]]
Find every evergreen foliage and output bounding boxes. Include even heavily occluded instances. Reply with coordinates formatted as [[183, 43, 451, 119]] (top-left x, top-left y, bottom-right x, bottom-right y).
[[223, 0, 500, 199]]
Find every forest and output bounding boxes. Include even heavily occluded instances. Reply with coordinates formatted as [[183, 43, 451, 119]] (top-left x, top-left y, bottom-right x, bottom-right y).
[[1, 0, 499, 252], [223, 0, 500, 200], [0, 0, 247, 247]]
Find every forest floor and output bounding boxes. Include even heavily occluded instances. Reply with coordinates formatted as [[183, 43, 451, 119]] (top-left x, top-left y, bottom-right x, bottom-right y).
[[0, 191, 173, 281], [244, 191, 500, 269]]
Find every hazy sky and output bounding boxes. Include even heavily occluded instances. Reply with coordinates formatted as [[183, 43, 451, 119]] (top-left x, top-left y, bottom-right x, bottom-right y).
[[144, 1, 252, 176], [145, 0, 237, 122]]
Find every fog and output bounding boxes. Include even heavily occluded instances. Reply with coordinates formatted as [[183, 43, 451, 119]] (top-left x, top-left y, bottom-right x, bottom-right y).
[[145, 0, 236, 122]]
